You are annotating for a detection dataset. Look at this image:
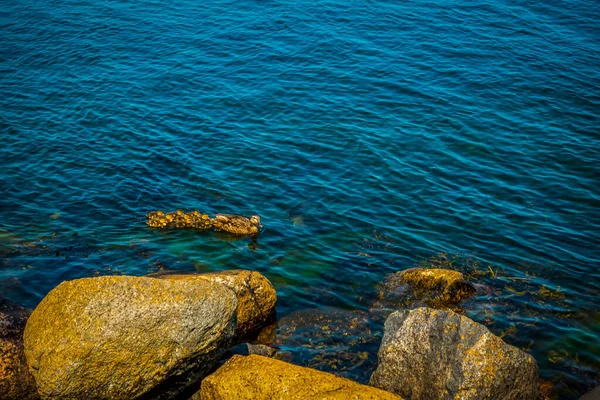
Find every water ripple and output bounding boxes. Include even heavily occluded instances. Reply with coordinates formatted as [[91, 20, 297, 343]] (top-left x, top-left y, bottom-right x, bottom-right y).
[[1, 0, 599, 396]]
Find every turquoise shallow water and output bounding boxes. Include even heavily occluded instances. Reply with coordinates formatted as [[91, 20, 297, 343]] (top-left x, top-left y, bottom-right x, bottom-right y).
[[1, 0, 599, 397]]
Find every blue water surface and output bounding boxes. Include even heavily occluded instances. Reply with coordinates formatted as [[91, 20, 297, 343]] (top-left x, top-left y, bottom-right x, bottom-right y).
[[1, 0, 599, 397]]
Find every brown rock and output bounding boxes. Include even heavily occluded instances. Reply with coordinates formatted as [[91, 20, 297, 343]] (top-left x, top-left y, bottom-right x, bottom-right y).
[[23, 275, 237, 399], [153, 270, 276, 339], [0, 298, 39, 400], [538, 379, 555, 400], [377, 268, 475, 310], [201, 354, 402, 399], [370, 307, 540, 400]]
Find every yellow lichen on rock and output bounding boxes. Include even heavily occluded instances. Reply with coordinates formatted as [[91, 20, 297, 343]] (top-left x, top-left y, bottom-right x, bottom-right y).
[[23, 275, 238, 399], [201, 354, 403, 399]]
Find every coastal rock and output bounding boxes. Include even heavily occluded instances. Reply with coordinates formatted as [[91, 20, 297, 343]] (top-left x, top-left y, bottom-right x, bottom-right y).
[[370, 307, 540, 400], [375, 268, 475, 310], [247, 343, 277, 357], [23, 276, 237, 399], [0, 298, 39, 400], [200, 354, 402, 399], [258, 307, 379, 381], [581, 385, 600, 400], [152, 270, 276, 340]]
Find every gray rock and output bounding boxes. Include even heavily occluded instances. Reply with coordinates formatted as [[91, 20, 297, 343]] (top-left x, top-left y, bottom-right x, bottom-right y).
[[581, 385, 600, 400], [370, 307, 540, 400], [23, 275, 238, 399], [247, 343, 277, 357], [151, 270, 277, 341], [0, 298, 39, 399]]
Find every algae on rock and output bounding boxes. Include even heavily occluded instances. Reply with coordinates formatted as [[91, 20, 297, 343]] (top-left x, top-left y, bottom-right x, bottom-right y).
[[374, 267, 476, 312], [398, 267, 476, 304]]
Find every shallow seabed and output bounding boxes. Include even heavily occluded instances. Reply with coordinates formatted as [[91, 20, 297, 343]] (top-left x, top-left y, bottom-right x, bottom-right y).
[[1, 0, 599, 397]]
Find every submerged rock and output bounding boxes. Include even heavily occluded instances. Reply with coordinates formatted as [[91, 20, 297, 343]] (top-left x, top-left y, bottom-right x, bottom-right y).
[[370, 307, 540, 400], [374, 268, 475, 311], [23, 275, 237, 399], [0, 298, 39, 400], [401, 267, 476, 304], [257, 307, 379, 382], [200, 354, 402, 399], [152, 270, 277, 340]]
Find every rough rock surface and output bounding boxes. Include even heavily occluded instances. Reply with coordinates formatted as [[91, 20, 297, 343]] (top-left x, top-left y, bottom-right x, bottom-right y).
[[23, 275, 237, 399], [246, 343, 277, 357], [152, 270, 276, 340], [370, 307, 540, 400], [0, 298, 39, 399], [400, 268, 475, 300], [375, 268, 475, 311], [581, 385, 600, 400], [201, 354, 402, 399]]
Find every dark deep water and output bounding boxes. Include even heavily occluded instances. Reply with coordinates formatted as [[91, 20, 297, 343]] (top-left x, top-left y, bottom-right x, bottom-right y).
[[1, 0, 599, 397]]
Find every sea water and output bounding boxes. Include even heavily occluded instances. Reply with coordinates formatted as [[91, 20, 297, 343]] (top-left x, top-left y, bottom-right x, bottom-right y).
[[1, 0, 599, 397]]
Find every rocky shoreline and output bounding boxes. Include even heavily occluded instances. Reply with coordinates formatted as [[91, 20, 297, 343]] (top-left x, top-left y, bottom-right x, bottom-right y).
[[0, 267, 590, 399]]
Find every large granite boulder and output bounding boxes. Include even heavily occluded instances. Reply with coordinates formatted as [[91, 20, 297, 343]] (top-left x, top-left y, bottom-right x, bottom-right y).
[[0, 298, 39, 399], [23, 275, 238, 399], [201, 354, 402, 399], [152, 270, 276, 340], [370, 307, 540, 400]]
